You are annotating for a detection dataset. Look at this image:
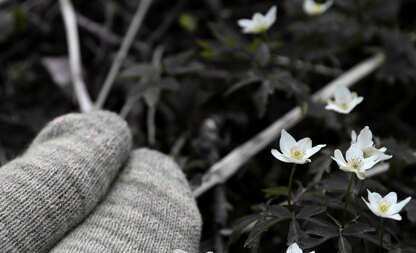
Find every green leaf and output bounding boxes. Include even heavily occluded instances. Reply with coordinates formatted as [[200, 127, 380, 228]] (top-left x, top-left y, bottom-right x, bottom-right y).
[[297, 206, 326, 219], [263, 186, 289, 199], [338, 235, 352, 253], [229, 214, 261, 245], [224, 76, 261, 96], [343, 222, 376, 236], [267, 205, 291, 219], [178, 13, 198, 33], [304, 218, 339, 238], [208, 22, 244, 46]]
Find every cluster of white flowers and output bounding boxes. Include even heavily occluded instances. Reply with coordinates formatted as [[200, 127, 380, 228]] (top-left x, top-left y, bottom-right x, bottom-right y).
[[237, 3, 412, 252], [237, 0, 333, 34], [332, 125, 392, 180]]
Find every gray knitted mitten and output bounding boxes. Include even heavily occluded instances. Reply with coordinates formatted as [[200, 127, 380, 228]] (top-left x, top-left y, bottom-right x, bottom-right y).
[[51, 148, 202, 253], [0, 111, 132, 252]]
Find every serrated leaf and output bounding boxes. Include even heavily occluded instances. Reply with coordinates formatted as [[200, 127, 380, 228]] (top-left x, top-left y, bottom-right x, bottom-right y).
[[244, 217, 282, 249], [304, 217, 338, 236], [297, 206, 326, 219], [267, 205, 292, 219], [229, 214, 261, 245], [225, 76, 261, 96], [343, 222, 376, 236], [288, 219, 309, 244], [338, 235, 352, 253]]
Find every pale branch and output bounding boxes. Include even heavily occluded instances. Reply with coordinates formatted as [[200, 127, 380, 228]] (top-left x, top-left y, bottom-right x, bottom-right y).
[[59, 0, 93, 113], [95, 0, 153, 109], [193, 53, 385, 198]]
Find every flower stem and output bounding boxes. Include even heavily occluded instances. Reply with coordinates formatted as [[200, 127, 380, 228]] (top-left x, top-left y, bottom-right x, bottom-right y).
[[287, 164, 297, 212], [262, 31, 270, 43], [342, 173, 354, 228], [379, 217, 384, 253]]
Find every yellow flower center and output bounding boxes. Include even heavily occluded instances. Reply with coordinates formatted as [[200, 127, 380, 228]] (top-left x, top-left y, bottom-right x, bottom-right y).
[[378, 202, 390, 214], [348, 158, 363, 170], [339, 103, 349, 110], [290, 146, 306, 160]]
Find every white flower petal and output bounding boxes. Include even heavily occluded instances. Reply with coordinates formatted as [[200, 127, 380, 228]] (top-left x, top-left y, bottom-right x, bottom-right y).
[[388, 197, 411, 215], [335, 85, 352, 104], [265, 6, 277, 26], [286, 242, 303, 253], [280, 129, 297, 155], [346, 145, 363, 161], [271, 149, 292, 163], [376, 152, 392, 162], [383, 192, 398, 205], [357, 126, 374, 149], [351, 130, 357, 144], [355, 170, 366, 180], [325, 102, 350, 114], [361, 159, 377, 170], [237, 19, 253, 28], [332, 149, 348, 167], [387, 213, 402, 221], [367, 190, 383, 209], [305, 144, 326, 158], [253, 13, 264, 23], [298, 137, 312, 150], [362, 197, 380, 217], [348, 96, 364, 111]]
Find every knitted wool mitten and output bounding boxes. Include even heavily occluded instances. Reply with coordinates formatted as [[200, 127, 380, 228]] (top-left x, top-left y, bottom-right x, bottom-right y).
[[0, 111, 132, 252], [51, 148, 202, 253]]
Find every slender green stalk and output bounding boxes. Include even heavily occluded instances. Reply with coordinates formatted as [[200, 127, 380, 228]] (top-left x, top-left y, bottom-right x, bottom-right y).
[[287, 164, 297, 212], [342, 173, 354, 227], [379, 217, 384, 253], [357, 179, 364, 197], [262, 31, 270, 43]]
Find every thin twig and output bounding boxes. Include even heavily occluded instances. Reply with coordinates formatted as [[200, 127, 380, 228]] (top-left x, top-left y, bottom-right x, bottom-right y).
[[95, 0, 153, 109], [76, 13, 149, 54], [146, 0, 186, 44], [59, 0, 93, 113], [193, 53, 385, 197]]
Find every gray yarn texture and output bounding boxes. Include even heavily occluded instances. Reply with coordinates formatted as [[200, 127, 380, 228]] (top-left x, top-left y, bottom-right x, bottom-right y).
[[51, 148, 202, 253], [0, 111, 132, 252]]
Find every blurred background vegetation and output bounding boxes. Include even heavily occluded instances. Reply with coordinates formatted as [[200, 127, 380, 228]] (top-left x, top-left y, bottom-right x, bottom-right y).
[[1, 0, 416, 252]]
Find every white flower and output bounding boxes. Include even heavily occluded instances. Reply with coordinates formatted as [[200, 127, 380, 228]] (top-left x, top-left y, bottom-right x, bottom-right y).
[[362, 190, 412, 220], [332, 144, 378, 180], [303, 0, 334, 16], [286, 242, 315, 253], [237, 6, 277, 34], [351, 126, 392, 162], [325, 84, 364, 114], [271, 129, 326, 164]]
